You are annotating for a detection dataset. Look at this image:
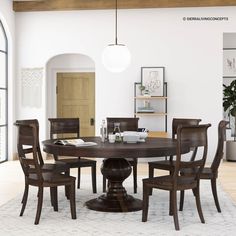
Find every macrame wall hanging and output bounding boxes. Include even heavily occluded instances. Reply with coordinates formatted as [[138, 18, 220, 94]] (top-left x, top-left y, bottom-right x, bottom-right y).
[[21, 68, 43, 108]]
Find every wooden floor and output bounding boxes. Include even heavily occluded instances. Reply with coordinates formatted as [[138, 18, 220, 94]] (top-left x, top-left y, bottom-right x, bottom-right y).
[[217, 161, 236, 202], [0, 160, 236, 206]]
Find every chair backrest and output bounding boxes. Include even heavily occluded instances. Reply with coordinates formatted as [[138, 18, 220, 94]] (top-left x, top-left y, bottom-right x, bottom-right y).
[[14, 119, 44, 166], [14, 120, 43, 181], [174, 124, 211, 180], [172, 118, 202, 139], [48, 118, 80, 139], [106, 117, 139, 133], [210, 120, 229, 172]]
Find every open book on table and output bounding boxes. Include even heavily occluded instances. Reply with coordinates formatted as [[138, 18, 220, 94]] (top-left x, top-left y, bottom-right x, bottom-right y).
[[54, 139, 97, 147]]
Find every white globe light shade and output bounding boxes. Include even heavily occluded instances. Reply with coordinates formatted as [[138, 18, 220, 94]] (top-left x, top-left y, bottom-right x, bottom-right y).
[[102, 44, 131, 73]]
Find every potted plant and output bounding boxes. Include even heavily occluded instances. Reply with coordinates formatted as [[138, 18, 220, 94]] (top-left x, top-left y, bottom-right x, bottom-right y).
[[223, 80, 236, 161], [139, 85, 150, 96]]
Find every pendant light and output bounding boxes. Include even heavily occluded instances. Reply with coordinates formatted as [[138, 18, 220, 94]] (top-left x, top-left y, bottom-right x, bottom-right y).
[[102, 0, 131, 73]]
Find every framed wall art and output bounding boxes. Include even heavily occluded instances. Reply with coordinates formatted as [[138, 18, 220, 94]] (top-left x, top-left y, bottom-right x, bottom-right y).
[[223, 49, 236, 77], [141, 67, 165, 96]]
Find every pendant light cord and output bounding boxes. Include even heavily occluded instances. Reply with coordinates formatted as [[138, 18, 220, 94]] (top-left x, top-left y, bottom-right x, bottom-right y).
[[115, 0, 118, 45]]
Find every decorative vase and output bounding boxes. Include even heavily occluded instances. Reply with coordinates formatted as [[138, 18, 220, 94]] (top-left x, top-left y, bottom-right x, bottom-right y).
[[142, 89, 150, 96], [226, 140, 236, 161]]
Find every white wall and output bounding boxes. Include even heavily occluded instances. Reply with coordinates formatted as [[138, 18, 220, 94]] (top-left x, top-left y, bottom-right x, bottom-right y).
[[15, 7, 236, 160], [0, 0, 15, 160]]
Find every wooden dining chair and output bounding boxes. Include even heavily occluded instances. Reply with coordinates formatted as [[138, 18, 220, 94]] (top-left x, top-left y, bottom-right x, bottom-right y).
[[15, 119, 70, 204], [142, 123, 211, 230], [15, 119, 69, 175], [15, 121, 76, 224], [103, 117, 139, 193], [148, 118, 201, 181], [48, 118, 97, 193], [179, 120, 229, 213]]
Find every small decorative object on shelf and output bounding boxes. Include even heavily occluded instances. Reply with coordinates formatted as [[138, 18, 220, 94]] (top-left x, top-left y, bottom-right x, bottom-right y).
[[137, 109, 155, 113], [143, 89, 151, 96], [139, 85, 151, 97], [138, 100, 154, 113], [139, 85, 145, 93]]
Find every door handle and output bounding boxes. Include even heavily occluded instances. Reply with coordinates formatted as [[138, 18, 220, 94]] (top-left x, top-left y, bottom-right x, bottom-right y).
[[90, 118, 95, 126]]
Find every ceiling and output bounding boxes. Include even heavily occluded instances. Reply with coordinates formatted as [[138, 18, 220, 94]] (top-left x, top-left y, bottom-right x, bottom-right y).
[[13, 0, 236, 12]]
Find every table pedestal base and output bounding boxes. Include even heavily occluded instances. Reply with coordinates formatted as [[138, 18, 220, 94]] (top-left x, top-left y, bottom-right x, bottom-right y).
[[86, 194, 142, 212], [85, 158, 142, 212]]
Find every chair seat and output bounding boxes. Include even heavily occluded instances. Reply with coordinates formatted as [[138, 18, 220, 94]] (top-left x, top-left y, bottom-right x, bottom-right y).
[[41, 161, 69, 173], [59, 158, 96, 168], [149, 160, 176, 171], [143, 175, 197, 191], [29, 172, 76, 186]]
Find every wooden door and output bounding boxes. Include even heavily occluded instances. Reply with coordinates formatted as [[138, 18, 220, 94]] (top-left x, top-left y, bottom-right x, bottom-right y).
[[57, 72, 95, 136]]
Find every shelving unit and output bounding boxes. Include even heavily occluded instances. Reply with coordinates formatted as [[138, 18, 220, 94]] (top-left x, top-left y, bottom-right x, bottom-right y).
[[134, 82, 168, 135]]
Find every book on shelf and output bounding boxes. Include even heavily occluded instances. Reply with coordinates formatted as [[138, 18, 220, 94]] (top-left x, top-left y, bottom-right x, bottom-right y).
[[137, 106, 155, 113], [137, 108, 155, 113], [54, 139, 97, 147]]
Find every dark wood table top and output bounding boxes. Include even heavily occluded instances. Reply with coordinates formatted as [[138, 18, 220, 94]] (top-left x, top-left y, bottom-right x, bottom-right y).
[[42, 137, 190, 158]]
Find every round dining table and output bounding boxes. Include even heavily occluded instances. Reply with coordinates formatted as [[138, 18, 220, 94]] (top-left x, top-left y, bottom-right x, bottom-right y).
[[42, 137, 190, 213]]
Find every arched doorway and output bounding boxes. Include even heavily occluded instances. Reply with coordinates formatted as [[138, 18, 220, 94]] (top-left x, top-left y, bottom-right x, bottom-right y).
[[46, 54, 95, 136]]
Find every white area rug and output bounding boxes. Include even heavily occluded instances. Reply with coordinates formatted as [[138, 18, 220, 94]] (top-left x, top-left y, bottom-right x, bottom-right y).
[[0, 176, 236, 236]]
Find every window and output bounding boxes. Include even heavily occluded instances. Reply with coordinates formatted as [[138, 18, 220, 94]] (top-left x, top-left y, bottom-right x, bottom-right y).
[[0, 20, 8, 163]]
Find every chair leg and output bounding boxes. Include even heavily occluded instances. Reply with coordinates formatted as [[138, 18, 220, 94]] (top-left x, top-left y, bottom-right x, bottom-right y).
[[54, 187, 58, 211], [20, 183, 29, 216], [142, 184, 150, 222], [148, 165, 154, 195], [50, 187, 54, 207], [211, 178, 221, 213], [169, 191, 173, 216], [69, 181, 77, 220], [179, 190, 185, 211], [50, 187, 58, 211], [133, 163, 137, 194], [103, 176, 106, 193], [65, 169, 70, 199], [21, 180, 28, 203], [194, 186, 205, 224], [91, 164, 97, 194], [34, 187, 44, 225], [172, 190, 180, 231], [77, 167, 81, 189]]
